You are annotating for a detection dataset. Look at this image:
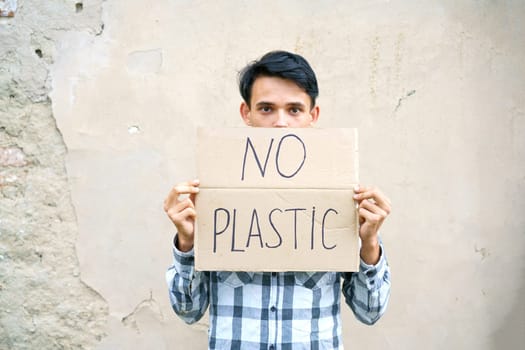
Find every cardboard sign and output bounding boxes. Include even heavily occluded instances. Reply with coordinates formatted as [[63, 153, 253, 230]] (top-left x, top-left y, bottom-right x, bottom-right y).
[[195, 128, 360, 272]]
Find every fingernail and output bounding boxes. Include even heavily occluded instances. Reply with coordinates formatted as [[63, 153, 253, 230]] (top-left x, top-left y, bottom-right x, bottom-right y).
[[354, 184, 360, 191], [353, 194, 359, 199]]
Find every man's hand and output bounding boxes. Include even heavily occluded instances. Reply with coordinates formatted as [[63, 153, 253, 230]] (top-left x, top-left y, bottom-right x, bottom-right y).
[[163, 179, 200, 252], [353, 185, 392, 265]]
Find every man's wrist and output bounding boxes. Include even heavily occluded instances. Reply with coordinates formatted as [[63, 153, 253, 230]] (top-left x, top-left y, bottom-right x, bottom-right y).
[[177, 240, 194, 252], [174, 234, 194, 253], [360, 237, 380, 265], [361, 236, 379, 248]]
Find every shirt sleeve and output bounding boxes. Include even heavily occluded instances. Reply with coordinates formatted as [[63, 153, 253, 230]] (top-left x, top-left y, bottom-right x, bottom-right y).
[[165, 234, 210, 324], [342, 240, 391, 325]]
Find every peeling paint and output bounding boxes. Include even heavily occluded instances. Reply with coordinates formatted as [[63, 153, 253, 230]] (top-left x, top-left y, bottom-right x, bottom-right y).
[[0, 0, 17, 17], [75, 2, 83, 13], [0, 0, 109, 348], [0, 147, 27, 167], [127, 125, 140, 134]]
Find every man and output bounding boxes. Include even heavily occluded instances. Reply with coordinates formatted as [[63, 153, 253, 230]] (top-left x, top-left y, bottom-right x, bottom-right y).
[[164, 51, 391, 349]]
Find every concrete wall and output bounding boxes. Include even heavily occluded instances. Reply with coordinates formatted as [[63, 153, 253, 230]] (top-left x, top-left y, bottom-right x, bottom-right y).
[[1, 0, 524, 349]]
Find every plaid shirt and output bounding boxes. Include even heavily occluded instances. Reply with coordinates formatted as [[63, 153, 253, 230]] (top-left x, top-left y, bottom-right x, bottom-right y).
[[166, 236, 390, 349]]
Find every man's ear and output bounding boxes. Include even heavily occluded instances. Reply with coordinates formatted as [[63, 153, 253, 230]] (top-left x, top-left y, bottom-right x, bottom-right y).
[[309, 105, 320, 126], [240, 102, 252, 126]]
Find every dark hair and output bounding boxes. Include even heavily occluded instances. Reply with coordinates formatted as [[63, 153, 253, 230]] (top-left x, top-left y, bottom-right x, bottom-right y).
[[238, 50, 319, 108]]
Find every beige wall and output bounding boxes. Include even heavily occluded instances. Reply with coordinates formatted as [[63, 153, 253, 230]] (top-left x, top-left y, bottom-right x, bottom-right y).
[[2, 0, 524, 349]]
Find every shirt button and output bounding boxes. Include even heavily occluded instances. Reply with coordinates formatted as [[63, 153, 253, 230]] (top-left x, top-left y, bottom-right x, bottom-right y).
[[269, 346, 275, 350], [270, 306, 276, 312], [271, 272, 277, 277]]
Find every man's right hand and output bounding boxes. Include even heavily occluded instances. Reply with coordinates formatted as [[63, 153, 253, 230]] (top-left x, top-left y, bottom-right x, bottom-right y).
[[163, 179, 200, 252]]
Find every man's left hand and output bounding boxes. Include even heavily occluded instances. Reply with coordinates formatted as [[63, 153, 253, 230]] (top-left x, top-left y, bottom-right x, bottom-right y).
[[353, 185, 392, 265]]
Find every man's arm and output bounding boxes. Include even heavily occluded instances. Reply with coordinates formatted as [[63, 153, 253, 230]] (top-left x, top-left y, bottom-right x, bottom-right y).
[[164, 179, 209, 323], [166, 234, 210, 324], [343, 185, 392, 324], [342, 242, 391, 325]]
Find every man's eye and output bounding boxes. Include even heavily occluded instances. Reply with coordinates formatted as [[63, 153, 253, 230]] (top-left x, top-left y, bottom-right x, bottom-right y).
[[290, 108, 300, 114], [261, 106, 272, 112]]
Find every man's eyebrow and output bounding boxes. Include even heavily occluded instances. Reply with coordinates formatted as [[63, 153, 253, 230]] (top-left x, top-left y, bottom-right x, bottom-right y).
[[254, 101, 275, 107], [286, 102, 307, 108], [254, 101, 307, 108]]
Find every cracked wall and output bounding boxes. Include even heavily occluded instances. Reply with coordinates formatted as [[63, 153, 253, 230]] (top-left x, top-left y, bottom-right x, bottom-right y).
[[2, 0, 525, 349], [0, 1, 107, 349]]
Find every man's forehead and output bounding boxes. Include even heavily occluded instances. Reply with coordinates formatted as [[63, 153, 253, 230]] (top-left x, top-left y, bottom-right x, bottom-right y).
[[251, 78, 309, 96], [249, 76, 313, 108]]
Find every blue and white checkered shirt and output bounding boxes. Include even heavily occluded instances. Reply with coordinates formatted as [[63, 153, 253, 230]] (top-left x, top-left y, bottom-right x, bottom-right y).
[[166, 235, 390, 349]]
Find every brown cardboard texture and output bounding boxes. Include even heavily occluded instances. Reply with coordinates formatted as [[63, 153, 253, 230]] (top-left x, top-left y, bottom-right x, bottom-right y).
[[195, 128, 359, 271]]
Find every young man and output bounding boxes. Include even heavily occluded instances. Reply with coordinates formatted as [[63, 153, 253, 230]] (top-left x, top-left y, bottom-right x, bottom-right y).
[[164, 51, 391, 349]]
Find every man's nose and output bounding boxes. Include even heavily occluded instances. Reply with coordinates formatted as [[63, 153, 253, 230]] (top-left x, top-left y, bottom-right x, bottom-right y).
[[273, 110, 288, 128]]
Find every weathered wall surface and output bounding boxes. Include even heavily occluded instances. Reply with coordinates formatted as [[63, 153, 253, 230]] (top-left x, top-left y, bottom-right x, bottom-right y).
[[1, 0, 524, 349], [0, 1, 108, 349]]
